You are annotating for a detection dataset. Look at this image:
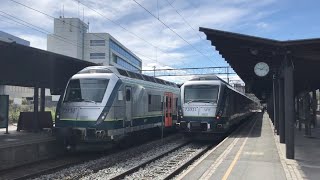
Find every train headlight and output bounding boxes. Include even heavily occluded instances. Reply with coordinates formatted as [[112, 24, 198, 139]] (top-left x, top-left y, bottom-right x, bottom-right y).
[[100, 112, 107, 120], [216, 116, 220, 120]]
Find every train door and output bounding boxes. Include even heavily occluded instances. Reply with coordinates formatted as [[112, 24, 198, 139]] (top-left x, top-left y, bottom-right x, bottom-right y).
[[164, 92, 173, 127], [125, 86, 132, 127]]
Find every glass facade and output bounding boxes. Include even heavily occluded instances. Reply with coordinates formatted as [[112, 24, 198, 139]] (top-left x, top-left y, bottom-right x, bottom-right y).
[[114, 55, 140, 72], [109, 39, 142, 68]]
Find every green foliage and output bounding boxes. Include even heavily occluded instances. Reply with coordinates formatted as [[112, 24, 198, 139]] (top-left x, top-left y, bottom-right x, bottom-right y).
[[8, 100, 56, 124], [45, 107, 56, 122], [9, 104, 33, 123]]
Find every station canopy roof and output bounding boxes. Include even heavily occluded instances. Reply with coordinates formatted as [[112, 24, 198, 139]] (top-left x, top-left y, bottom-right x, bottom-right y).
[[200, 27, 320, 100], [0, 41, 95, 94]]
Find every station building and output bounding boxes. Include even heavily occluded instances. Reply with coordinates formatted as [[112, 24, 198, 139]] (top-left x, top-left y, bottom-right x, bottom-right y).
[[47, 18, 142, 72]]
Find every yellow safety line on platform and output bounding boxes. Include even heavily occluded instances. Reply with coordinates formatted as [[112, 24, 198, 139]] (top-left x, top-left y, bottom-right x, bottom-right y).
[[222, 116, 258, 180]]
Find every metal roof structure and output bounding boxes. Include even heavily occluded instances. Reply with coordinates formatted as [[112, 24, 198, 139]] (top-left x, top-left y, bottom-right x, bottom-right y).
[[199, 27, 320, 100], [0, 40, 95, 94]]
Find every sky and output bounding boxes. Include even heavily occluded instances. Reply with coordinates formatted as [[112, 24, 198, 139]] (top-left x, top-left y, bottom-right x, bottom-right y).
[[0, 0, 320, 83]]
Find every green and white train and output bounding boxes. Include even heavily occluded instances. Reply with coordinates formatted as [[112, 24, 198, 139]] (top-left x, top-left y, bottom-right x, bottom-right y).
[[177, 75, 255, 138], [55, 66, 180, 148]]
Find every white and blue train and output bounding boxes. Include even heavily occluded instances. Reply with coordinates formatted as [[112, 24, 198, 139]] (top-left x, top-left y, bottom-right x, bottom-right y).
[[55, 66, 180, 147], [177, 75, 255, 137]]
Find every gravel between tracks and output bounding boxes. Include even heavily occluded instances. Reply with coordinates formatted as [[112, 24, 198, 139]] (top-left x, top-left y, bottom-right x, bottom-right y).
[[33, 135, 185, 180], [124, 143, 208, 180]]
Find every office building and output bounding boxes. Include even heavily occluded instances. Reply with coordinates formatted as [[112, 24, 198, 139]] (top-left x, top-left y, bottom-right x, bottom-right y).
[[47, 18, 142, 72]]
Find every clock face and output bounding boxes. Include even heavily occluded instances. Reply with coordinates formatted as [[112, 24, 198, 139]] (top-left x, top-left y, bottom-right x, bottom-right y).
[[254, 62, 269, 77]]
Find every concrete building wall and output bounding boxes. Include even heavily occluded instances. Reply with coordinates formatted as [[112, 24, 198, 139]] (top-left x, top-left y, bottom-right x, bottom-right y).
[[47, 17, 142, 72], [84, 33, 110, 65], [47, 18, 88, 59]]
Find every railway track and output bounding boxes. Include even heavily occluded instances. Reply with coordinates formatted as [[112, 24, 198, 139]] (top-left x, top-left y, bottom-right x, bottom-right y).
[[0, 152, 102, 180], [0, 133, 183, 180], [25, 135, 185, 180], [85, 142, 215, 180]]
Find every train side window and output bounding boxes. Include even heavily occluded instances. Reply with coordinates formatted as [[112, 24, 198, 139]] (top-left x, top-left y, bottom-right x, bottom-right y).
[[126, 89, 131, 101], [148, 94, 151, 104]]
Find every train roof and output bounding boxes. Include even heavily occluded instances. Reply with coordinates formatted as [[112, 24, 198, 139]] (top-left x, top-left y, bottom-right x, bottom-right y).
[[185, 75, 256, 102], [78, 66, 179, 88], [189, 75, 229, 85]]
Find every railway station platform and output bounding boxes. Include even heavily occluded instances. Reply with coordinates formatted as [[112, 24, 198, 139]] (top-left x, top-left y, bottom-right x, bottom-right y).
[[177, 112, 319, 180], [0, 125, 61, 171]]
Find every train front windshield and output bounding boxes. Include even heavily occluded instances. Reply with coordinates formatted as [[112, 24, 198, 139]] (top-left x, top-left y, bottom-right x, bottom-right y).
[[184, 85, 219, 103], [64, 79, 109, 103]]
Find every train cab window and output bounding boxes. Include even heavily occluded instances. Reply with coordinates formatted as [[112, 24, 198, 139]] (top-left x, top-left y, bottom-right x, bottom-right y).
[[64, 79, 109, 103], [126, 89, 131, 101], [184, 85, 219, 103]]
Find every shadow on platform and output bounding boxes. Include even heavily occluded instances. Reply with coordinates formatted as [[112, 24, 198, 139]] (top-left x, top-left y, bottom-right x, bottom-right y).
[[294, 116, 320, 180]]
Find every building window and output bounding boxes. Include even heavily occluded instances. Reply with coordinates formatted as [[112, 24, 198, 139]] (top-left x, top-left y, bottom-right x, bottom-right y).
[[112, 53, 117, 63], [90, 40, 105, 46], [117, 57, 139, 72], [90, 53, 105, 59], [110, 39, 142, 68]]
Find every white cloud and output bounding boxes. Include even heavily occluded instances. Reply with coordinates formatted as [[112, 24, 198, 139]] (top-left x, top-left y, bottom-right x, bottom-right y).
[[0, 0, 277, 83], [19, 34, 47, 50]]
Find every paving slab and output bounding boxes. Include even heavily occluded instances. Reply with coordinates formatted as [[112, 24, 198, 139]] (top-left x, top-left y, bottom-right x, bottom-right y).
[[177, 113, 287, 180]]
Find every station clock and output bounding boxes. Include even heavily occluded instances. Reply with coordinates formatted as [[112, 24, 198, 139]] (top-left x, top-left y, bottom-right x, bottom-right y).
[[254, 62, 269, 77]]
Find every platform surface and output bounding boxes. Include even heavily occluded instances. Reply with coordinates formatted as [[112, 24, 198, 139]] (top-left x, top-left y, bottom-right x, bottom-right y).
[[177, 113, 287, 180], [276, 115, 320, 180], [0, 125, 60, 170], [0, 124, 55, 148]]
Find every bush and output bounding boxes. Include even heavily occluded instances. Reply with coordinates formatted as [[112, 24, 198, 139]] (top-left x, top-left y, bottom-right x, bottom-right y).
[[8, 100, 56, 124], [9, 104, 33, 124]]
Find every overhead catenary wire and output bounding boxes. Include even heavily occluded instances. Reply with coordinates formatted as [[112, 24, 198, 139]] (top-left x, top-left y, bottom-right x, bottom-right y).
[[0, 10, 158, 68], [132, 0, 217, 65], [73, 0, 210, 68], [71, 0, 177, 67], [164, 0, 217, 58], [0, 11, 96, 54], [8, 0, 166, 67], [8, 0, 219, 72]]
